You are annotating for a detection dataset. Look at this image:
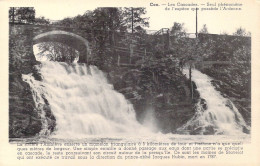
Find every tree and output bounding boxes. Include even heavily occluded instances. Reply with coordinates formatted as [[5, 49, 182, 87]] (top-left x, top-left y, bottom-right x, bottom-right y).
[[92, 7, 126, 43], [233, 27, 251, 36], [69, 11, 94, 29], [9, 7, 35, 23], [36, 42, 79, 62], [123, 8, 149, 33], [200, 24, 208, 34], [89, 8, 128, 68], [53, 10, 95, 29], [220, 31, 229, 35], [35, 16, 50, 25], [51, 7, 151, 69], [54, 17, 74, 27], [170, 22, 187, 38], [9, 7, 15, 23]]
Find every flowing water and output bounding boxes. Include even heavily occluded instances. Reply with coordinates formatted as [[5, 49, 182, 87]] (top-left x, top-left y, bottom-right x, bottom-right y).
[[22, 61, 150, 138], [17, 45, 250, 142], [180, 68, 248, 135]]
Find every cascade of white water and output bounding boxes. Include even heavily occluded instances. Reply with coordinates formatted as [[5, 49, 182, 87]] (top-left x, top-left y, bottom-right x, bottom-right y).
[[22, 61, 148, 138], [23, 44, 249, 137], [22, 73, 50, 136], [180, 68, 248, 135]]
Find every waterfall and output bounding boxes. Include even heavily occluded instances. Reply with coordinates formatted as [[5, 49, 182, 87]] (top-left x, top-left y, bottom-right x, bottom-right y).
[[179, 68, 248, 135], [22, 61, 148, 138], [22, 43, 249, 137]]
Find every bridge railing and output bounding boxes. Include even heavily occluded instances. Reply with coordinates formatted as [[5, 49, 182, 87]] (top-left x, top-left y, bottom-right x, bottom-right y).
[[12, 23, 251, 68]]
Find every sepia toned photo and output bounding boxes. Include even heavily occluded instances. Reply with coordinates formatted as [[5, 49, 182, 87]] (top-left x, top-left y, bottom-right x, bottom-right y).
[[9, 6, 251, 142], [1, 0, 260, 165]]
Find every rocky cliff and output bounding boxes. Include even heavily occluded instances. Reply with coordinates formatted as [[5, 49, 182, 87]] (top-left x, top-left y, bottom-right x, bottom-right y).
[[9, 25, 55, 138], [199, 64, 251, 127], [107, 57, 199, 134]]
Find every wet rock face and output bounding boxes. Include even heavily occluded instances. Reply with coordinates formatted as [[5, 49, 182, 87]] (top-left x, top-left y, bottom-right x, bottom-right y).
[[9, 25, 56, 138], [9, 74, 42, 137], [109, 65, 198, 134], [200, 98, 208, 111], [9, 25, 40, 138], [189, 126, 215, 135], [199, 64, 251, 127]]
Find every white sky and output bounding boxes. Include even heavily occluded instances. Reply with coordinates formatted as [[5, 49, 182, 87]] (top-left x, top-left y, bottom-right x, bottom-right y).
[[33, 1, 256, 34]]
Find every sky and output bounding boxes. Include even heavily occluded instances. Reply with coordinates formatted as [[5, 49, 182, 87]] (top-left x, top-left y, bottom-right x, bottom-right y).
[[33, 1, 256, 35]]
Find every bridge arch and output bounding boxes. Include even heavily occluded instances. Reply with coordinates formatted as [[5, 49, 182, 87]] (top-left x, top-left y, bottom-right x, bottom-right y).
[[33, 30, 91, 63]]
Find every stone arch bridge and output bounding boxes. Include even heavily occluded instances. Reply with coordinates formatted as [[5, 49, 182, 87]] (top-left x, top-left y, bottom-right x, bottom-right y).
[[9, 23, 96, 137], [10, 23, 93, 64]]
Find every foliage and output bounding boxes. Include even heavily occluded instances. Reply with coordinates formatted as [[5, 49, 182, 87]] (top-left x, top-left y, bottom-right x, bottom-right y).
[[54, 17, 74, 27], [233, 27, 251, 37], [91, 8, 125, 45], [35, 16, 50, 25], [52, 7, 151, 69], [199, 24, 208, 34], [220, 31, 229, 35], [198, 34, 251, 61], [122, 8, 149, 33], [36, 42, 79, 63], [170, 22, 187, 38], [9, 7, 35, 24]]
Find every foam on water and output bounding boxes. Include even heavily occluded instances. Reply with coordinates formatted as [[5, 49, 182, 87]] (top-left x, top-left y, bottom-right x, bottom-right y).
[[22, 44, 249, 139], [22, 61, 150, 138], [180, 68, 248, 135]]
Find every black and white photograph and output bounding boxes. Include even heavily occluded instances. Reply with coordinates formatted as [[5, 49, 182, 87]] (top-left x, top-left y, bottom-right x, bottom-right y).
[[1, 0, 260, 165]]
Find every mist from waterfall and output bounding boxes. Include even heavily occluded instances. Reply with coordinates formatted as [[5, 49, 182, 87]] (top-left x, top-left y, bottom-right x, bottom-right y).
[[180, 68, 248, 135], [20, 44, 250, 140], [22, 60, 150, 138]]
